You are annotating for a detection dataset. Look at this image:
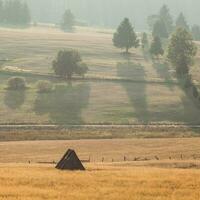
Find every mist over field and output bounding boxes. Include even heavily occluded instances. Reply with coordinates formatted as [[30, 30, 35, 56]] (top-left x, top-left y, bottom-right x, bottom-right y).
[[27, 0, 200, 29]]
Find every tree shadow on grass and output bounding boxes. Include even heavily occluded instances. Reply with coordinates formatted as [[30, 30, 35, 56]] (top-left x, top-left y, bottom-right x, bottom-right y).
[[142, 48, 150, 61], [117, 61, 149, 123], [153, 61, 175, 91], [34, 83, 90, 124], [4, 90, 26, 110]]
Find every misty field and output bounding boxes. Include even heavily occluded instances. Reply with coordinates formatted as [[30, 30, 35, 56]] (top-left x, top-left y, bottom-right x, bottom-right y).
[[0, 26, 199, 125]]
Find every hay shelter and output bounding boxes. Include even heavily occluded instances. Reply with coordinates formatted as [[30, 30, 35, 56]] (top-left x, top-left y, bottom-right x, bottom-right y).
[[56, 149, 85, 171]]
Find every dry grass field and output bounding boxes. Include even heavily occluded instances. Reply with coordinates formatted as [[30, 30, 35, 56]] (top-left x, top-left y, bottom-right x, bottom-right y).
[[0, 138, 200, 164], [0, 138, 200, 200], [0, 26, 199, 125], [0, 164, 200, 200]]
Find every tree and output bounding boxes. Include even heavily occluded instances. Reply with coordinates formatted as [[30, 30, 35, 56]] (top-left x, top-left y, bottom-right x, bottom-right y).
[[192, 25, 200, 41], [0, 0, 4, 23], [167, 28, 197, 76], [159, 4, 174, 34], [113, 18, 139, 53], [4, 0, 31, 26], [52, 49, 88, 80], [152, 19, 168, 39], [149, 36, 164, 58], [147, 15, 159, 31], [176, 13, 190, 31], [20, 2, 31, 26], [141, 32, 148, 49], [61, 9, 75, 31]]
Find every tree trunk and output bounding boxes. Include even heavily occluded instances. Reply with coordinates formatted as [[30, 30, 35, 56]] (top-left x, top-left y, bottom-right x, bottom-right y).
[[66, 73, 72, 81], [126, 46, 129, 54]]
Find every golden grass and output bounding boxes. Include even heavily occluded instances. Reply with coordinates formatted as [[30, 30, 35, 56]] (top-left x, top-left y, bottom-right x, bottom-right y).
[[0, 137, 200, 199], [0, 164, 200, 200], [0, 138, 200, 163]]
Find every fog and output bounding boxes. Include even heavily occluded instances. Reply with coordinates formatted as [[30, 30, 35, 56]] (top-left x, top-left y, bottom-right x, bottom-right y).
[[27, 0, 200, 30]]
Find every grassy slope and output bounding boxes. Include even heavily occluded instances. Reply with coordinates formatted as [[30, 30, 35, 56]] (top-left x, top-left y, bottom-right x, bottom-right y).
[[0, 26, 199, 125]]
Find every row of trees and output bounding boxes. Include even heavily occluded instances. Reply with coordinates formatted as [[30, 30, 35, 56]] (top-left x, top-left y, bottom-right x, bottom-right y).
[[113, 16, 199, 102], [0, 0, 31, 26], [113, 17, 197, 78], [149, 5, 200, 41]]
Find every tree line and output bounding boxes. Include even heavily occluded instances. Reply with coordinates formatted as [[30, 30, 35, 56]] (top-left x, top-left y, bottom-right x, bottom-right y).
[[112, 4, 199, 104], [0, 0, 31, 26]]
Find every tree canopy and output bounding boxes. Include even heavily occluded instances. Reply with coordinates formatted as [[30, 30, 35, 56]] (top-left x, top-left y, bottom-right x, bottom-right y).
[[141, 32, 149, 49], [61, 9, 75, 32], [167, 28, 197, 75], [149, 36, 164, 58], [113, 18, 139, 53], [159, 4, 174, 34], [152, 19, 168, 39], [1, 0, 31, 26], [52, 49, 88, 80], [192, 25, 200, 41], [176, 13, 190, 31]]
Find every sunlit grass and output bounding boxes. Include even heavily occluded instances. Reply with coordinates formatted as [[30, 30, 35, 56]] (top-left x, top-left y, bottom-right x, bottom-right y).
[[0, 164, 200, 200]]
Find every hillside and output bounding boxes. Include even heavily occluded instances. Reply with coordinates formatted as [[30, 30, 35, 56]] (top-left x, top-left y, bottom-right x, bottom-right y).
[[0, 26, 199, 125]]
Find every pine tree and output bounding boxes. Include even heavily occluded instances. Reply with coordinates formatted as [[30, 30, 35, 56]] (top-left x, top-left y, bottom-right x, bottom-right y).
[[159, 4, 174, 34], [149, 36, 164, 58], [0, 0, 4, 23], [176, 13, 190, 31], [141, 32, 148, 49], [167, 28, 197, 75], [61, 9, 75, 32], [4, 0, 31, 26], [113, 18, 139, 53], [152, 19, 168, 39], [20, 2, 31, 26], [147, 15, 159, 31]]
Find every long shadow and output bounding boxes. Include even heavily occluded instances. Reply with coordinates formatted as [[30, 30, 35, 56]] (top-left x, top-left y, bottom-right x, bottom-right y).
[[117, 61, 200, 125], [153, 61, 175, 90], [4, 90, 26, 110], [178, 79, 200, 126], [142, 48, 150, 61], [117, 61, 149, 123], [34, 83, 90, 124]]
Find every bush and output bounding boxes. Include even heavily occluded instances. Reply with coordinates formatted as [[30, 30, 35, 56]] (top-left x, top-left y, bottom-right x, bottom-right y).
[[7, 77, 26, 90], [192, 86, 199, 98], [182, 74, 193, 88], [36, 80, 53, 93], [76, 63, 88, 77]]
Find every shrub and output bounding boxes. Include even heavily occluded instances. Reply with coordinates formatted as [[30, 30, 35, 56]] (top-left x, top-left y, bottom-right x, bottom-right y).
[[180, 74, 192, 88], [76, 63, 88, 77], [36, 80, 53, 93], [7, 77, 26, 90], [192, 86, 199, 98]]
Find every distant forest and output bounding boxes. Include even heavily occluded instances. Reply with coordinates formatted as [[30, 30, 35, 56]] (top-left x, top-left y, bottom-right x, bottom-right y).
[[26, 0, 200, 30]]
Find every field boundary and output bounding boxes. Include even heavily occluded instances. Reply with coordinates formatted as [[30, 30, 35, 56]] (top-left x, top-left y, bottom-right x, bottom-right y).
[[0, 124, 200, 131], [0, 69, 180, 86]]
